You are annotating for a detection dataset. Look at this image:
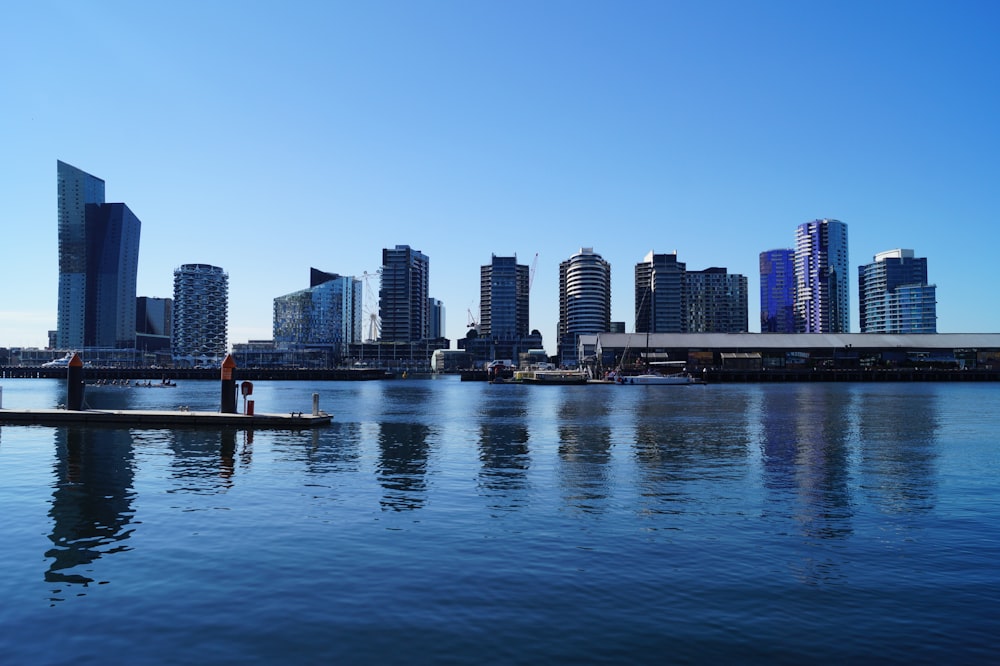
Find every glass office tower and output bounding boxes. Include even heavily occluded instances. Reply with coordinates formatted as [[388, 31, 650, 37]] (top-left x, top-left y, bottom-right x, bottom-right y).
[[759, 249, 796, 333], [57, 160, 140, 349]]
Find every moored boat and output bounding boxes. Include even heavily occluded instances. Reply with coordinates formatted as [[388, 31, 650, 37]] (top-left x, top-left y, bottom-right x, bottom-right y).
[[615, 372, 704, 385]]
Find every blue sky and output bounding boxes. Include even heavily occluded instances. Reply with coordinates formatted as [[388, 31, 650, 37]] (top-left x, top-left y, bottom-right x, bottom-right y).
[[4, 0, 999, 352]]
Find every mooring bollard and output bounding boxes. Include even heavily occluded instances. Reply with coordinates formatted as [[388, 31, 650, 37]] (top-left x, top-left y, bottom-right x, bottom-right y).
[[67, 353, 85, 411], [312, 393, 319, 416], [220, 354, 237, 414]]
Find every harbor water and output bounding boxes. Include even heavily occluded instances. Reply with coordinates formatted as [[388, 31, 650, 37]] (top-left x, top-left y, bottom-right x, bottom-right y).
[[1, 377, 998, 664]]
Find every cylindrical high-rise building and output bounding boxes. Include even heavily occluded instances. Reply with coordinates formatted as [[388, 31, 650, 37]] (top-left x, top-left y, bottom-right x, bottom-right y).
[[558, 248, 610, 364], [172, 264, 228, 367], [794, 219, 849, 333]]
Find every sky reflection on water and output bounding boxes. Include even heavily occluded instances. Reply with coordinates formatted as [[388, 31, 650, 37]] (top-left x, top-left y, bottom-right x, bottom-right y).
[[1, 378, 997, 663]]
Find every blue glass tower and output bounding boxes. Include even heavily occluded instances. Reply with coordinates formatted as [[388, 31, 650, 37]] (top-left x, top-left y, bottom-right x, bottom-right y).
[[57, 161, 141, 349], [759, 249, 795, 333]]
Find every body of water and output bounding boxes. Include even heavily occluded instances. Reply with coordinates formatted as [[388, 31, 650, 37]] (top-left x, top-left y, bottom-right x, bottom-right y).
[[1, 377, 998, 664]]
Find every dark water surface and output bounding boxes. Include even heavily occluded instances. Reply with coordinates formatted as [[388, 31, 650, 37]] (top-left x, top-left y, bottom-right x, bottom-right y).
[[1, 378, 998, 664]]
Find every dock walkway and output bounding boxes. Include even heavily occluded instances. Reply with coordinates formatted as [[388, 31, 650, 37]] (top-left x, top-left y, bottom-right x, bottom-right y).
[[0, 408, 332, 429]]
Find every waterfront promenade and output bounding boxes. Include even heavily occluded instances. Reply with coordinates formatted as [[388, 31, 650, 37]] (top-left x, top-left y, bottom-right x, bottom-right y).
[[3, 365, 998, 382]]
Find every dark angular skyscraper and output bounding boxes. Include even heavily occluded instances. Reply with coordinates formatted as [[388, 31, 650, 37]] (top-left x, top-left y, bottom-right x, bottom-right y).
[[57, 161, 141, 349]]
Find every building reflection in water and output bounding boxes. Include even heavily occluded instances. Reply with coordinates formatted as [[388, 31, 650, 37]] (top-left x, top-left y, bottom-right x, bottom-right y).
[[271, 422, 364, 477], [855, 386, 939, 515], [477, 389, 530, 510], [376, 422, 432, 512], [557, 389, 613, 514], [759, 385, 856, 583], [46, 426, 136, 595], [632, 390, 751, 516], [150, 427, 246, 493]]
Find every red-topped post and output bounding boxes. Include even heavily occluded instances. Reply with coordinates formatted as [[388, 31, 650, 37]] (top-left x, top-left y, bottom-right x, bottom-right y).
[[221, 354, 237, 414], [67, 353, 85, 411]]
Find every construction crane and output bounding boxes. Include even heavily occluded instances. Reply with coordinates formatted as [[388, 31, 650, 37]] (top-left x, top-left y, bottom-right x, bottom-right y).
[[528, 252, 539, 292]]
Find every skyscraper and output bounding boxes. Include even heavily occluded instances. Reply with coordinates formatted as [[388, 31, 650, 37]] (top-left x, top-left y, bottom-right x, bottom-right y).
[[172, 264, 228, 366], [634, 251, 685, 333], [759, 249, 796, 333], [479, 255, 530, 339], [57, 160, 141, 349], [558, 247, 610, 364], [794, 219, 849, 333], [136, 296, 172, 352], [428, 298, 446, 340], [634, 252, 748, 334], [859, 249, 937, 333], [379, 245, 430, 342], [273, 269, 362, 355], [686, 268, 749, 333]]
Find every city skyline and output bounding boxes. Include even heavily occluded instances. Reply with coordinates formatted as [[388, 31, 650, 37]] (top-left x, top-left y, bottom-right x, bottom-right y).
[[5, 3, 1000, 352]]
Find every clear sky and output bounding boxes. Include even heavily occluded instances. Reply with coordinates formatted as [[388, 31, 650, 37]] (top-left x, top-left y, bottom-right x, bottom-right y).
[[4, 0, 1000, 353]]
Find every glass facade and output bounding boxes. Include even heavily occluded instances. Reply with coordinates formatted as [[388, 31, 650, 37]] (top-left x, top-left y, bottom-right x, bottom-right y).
[[794, 219, 849, 333], [635, 252, 685, 333], [273, 271, 362, 356], [859, 249, 936, 333], [56, 160, 106, 349], [480, 255, 529, 339], [759, 249, 795, 333], [85, 203, 141, 348]]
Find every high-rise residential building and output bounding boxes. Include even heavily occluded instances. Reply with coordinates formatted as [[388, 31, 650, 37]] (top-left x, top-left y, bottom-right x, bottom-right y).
[[759, 249, 796, 333], [480, 255, 530, 339], [273, 268, 362, 356], [172, 264, 228, 366], [635, 251, 686, 333], [794, 218, 849, 333], [686, 268, 749, 333], [379, 245, 430, 342], [859, 249, 937, 333], [56, 160, 141, 349], [634, 252, 748, 334], [558, 247, 610, 364], [428, 298, 445, 340], [136, 296, 172, 352]]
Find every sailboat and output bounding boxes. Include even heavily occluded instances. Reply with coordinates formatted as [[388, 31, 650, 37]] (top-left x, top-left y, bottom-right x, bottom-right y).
[[612, 289, 706, 386]]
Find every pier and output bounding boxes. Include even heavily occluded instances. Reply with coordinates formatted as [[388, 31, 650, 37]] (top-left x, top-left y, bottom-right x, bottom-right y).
[[0, 353, 333, 429], [0, 407, 331, 429]]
